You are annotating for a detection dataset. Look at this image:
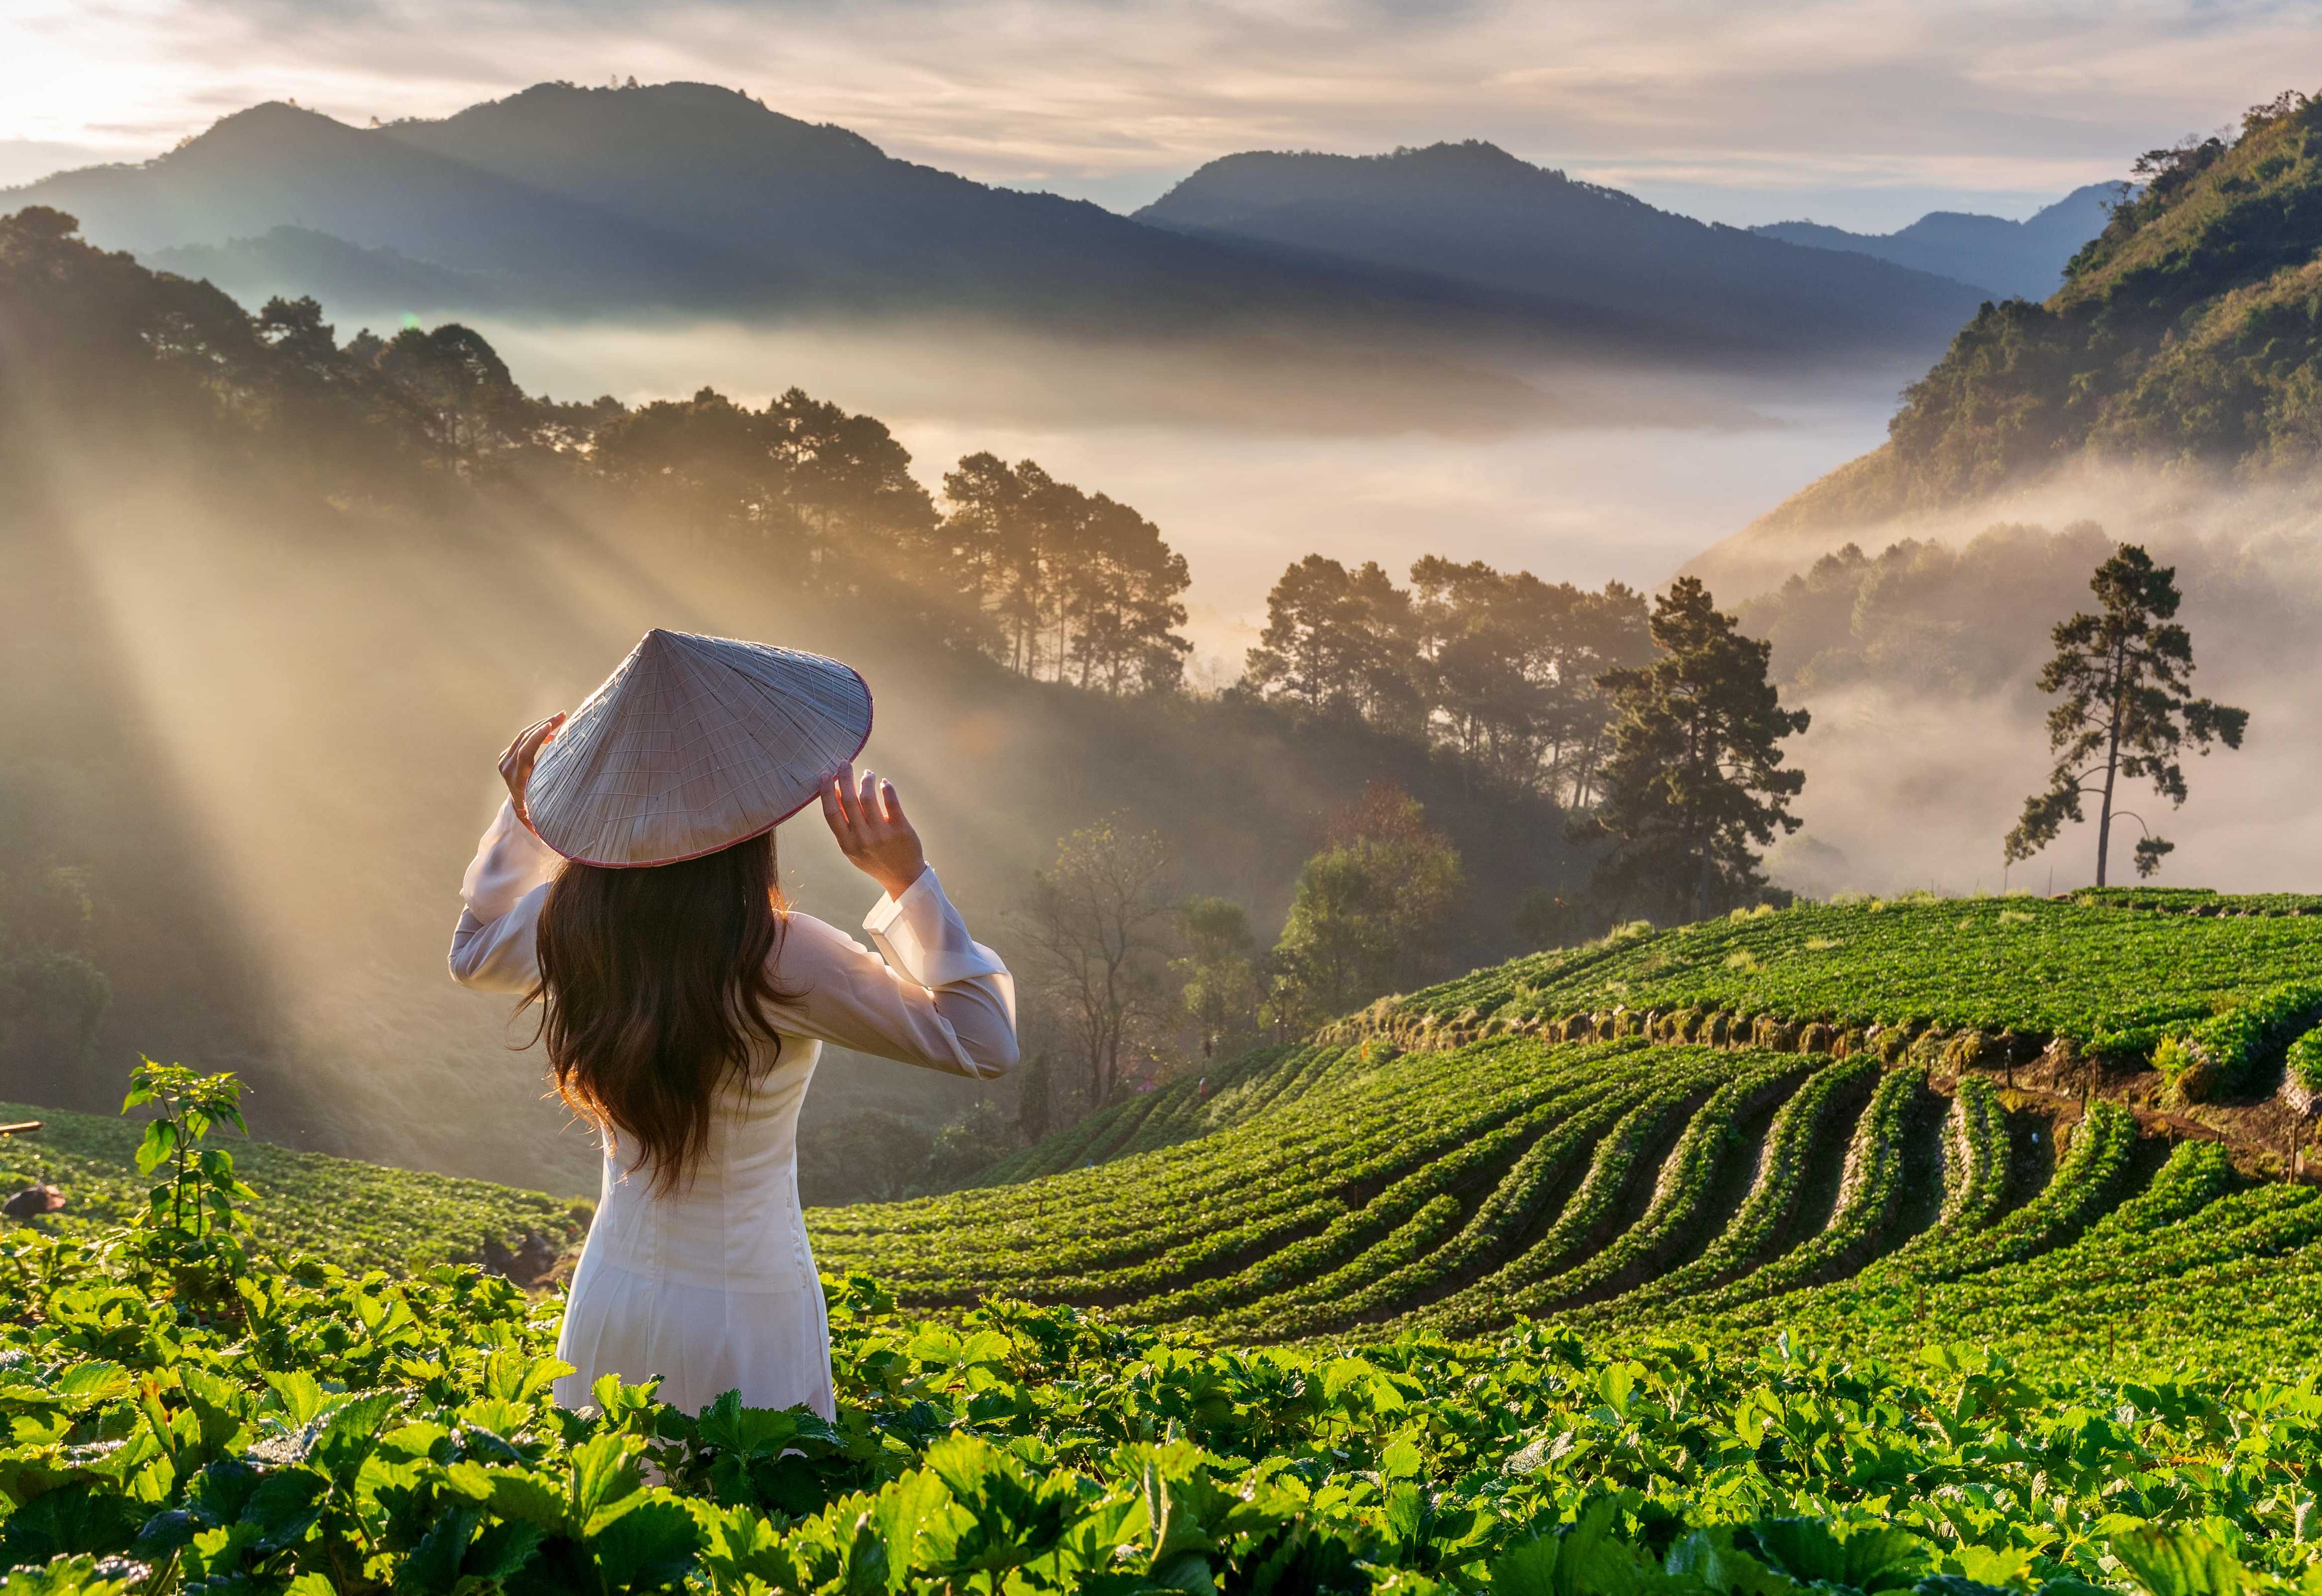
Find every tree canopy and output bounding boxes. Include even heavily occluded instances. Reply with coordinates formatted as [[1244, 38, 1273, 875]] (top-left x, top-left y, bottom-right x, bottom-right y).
[[1243, 554, 1651, 803], [1266, 784, 1465, 1032], [2004, 544, 2249, 885], [1585, 579, 1810, 921]]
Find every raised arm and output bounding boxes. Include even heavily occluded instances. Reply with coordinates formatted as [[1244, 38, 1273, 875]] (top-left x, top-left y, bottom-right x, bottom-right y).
[[773, 764, 1018, 1078], [771, 874, 1019, 1078], [447, 715, 566, 994]]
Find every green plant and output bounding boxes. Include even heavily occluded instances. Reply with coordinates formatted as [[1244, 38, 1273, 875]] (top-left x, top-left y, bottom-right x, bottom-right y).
[[121, 1056, 258, 1271]]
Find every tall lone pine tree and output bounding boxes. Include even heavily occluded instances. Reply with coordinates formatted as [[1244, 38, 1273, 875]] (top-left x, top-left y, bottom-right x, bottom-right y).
[[1584, 578, 1810, 921], [2005, 543, 2248, 886]]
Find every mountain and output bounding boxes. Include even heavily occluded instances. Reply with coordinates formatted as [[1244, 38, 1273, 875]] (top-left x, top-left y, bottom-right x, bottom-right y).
[[148, 226, 502, 314], [1698, 93, 2322, 582], [1134, 140, 1989, 360], [5, 86, 1975, 374], [1752, 183, 2123, 301]]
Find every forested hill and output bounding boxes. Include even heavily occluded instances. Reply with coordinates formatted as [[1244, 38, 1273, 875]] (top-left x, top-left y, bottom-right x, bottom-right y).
[[0, 205, 1597, 1192], [1135, 141, 1985, 359], [1712, 90, 2322, 563]]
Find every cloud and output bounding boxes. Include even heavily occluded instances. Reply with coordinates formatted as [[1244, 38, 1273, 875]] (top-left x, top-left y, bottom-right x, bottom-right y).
[[4, 0, 2317, 227]]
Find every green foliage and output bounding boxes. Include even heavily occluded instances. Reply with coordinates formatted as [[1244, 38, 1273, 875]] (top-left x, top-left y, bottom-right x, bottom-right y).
[[2158, 983, 2322, 1101], [1584, 578, 1809, 921], [7, 1189, 2322, 1591], [7, 1066, 2322, 1593], [1174, 896, 1265, 1062], [2004, 544, 2247, 887], [2286, 1026, 2322, 1099], [114, 1059, 259, 1300], [1268, 788, 1466, 1031], [804, 889, 2322, 1381], [1761, 91, 2322, 529], [0, 1098, 586, 1276], [1372, 895, 2322, 1058], [1243, 553, 1654, 805], [21, 878, 2322, 1588]]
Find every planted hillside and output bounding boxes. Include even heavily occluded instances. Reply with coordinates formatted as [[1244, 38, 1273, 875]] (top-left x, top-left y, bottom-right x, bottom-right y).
[[9, 1198, 2322, 1592], [816, 892, 2322, 1368], [1744, 89, 2322, 536], [0, 1098, 586, 1276], [10, 895, 2322, 1587]]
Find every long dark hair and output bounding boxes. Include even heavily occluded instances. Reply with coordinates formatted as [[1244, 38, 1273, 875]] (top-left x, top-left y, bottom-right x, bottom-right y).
[[528, 831, 794, 1194]]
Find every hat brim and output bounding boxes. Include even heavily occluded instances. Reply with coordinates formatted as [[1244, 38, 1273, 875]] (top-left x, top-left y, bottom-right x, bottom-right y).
[[522, 633, 877, 869], [530, 690, 872, 869]]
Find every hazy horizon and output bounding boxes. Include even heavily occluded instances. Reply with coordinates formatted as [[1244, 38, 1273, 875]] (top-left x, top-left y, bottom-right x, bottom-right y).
[[5, 0, 2300, 231]]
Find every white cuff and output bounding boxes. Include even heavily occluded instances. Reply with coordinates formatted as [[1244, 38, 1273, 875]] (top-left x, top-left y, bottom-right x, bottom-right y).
[[862, 867, 1010, 989], [460, 798, 564, 920]]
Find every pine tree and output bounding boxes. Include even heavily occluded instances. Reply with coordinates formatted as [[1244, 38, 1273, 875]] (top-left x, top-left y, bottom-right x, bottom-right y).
[[2004, 543, 2247, 886], [1585, 578, 1810, 921]]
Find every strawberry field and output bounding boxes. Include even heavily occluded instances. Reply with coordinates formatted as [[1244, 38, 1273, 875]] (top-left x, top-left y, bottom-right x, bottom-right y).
[[8, 893, 2322, 1590]]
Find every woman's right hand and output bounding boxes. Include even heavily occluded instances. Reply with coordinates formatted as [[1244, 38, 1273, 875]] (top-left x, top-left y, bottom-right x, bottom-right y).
[[497, 713, 565, 830]]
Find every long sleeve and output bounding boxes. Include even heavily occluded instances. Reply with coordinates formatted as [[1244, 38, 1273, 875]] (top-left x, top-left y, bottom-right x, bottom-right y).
[[447, 797, 1016, 1079], [768, 868, 1018, 1079], [447, 798, 562, 994]]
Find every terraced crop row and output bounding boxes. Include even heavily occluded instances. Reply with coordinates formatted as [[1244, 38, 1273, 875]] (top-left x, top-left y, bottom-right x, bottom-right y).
[[799, 895, 2322, 1353], [1352, 894, 2322, 1069], [813, 1031, 2204, 1342], [1682, 1135, 2322, 1373]]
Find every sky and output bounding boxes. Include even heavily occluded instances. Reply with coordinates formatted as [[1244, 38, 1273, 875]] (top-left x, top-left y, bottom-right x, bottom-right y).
[[4, 0, 2316, 230]]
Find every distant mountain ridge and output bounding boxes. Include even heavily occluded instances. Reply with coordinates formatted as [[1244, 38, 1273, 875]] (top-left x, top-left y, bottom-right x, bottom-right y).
[[1135, 140, 1988, 358], [1751, 184, 2125, 301], [6, 85, 1981, 375]]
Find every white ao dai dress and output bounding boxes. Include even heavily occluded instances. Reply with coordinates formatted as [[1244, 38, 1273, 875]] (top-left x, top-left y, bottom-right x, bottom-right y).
[[447, 800, 1017, 1417]]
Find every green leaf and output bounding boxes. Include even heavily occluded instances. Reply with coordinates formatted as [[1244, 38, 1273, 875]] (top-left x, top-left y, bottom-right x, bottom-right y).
[[318, 1390, 399, 1448], [485, 1470, 570, 1531], [399, 1503, 480, 1596], [465, 1517, 547, 1583], [569, 1431, 643, 1524], [869, 1465, 954, 1580], [1668, 1527, 1796, 1596], [264, 1370, 323, 1427], [588, 1496, 702, 1592], [1952, 1545, 2037, 1589], [2112, 1528, 2249, 1596], [50, 1362, 134, 1408], [1597, 1361, 1638, 1416], [133, 1119, 177, 1178], [1490, 1536, 1563, 1596], [1753, 1520, 1849, 1587]]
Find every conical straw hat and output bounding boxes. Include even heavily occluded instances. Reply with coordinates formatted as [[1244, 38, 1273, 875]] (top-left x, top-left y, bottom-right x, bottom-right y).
[[524, 629, 873, 867]]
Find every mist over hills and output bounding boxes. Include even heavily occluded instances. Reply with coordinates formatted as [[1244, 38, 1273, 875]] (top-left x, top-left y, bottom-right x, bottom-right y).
[[1133, 140, 1989, 360], [1691, 91, 2322, 597], [8, 82, 1979, 382], [1751, 184, 2123, 302]]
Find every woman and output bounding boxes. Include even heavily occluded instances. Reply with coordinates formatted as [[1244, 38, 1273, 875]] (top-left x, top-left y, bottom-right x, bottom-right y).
[[448, 629, 1016, 1417]]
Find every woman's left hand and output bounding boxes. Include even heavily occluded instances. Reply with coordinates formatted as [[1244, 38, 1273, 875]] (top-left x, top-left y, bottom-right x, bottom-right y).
[[497, 713, 565, 829], [821, 763, 927, 899]]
